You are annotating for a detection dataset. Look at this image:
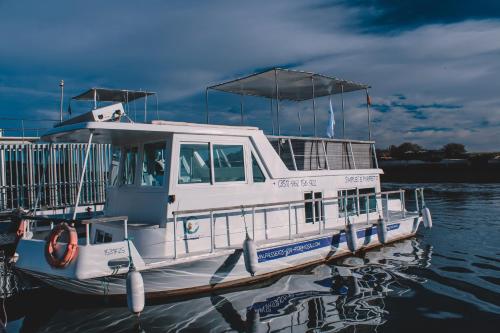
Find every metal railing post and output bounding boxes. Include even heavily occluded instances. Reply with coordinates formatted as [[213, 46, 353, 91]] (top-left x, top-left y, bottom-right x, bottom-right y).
[[124, 218, 128, 239], [415, 188, 420, 212], [385, 193, 390, 222], [86, 224, 90, 245], [365, 195, 369, 225], [173, 214, 177, 259], [321, 198, 326, 232], [312, 195, 316, 227], [356, 188, 360, 216], [210, 211, 214, 253], [344, 195, 348, 226], [288, 203, 292, 239], [251, 207, 255, 239], [72, 131, 94, 220], [402, 190, 406, 217]]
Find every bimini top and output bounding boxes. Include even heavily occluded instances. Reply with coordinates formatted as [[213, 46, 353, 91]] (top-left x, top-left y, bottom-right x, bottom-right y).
[[72, 88, 156, 103], [207, 68, 370, 101]]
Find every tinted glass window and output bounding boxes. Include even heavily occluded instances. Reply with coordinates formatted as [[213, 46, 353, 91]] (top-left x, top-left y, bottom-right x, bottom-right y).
[[122, 147, 137, 185], [338, 189, 358, 217], [305, 192, 323, 223], [109, 147, 121, 186], [213, 145, 245, 182], [252, 154, 265, 183], [359, 188, 377, 214], [142, 142, 166, 186], [178, 144, 211, 184]]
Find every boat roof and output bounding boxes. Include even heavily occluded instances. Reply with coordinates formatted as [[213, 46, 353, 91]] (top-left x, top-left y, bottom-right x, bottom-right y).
[[207, 68, 370, 101], [41, 121, 260, 144], [72, 88, 156, 103]]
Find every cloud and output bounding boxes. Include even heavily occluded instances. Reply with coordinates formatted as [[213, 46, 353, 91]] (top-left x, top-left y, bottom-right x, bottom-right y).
[[0, 0, 499, 151]]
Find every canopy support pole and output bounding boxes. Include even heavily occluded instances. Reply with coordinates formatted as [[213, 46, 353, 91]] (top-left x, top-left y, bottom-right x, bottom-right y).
[[341, 84, 345, 139], [298, 110, 302, 136], [270, 98, 275, 135], [366, 88, 371, 141], [73, 130, 94, 220], [274, 69, 281, 136], [59, 80, 64, 123], [144, 94, 148, 123], [312, 76, 316, 137], [240, 94, 244, 125], [93, 89, 97, 110], [205, 88, 209, 124]]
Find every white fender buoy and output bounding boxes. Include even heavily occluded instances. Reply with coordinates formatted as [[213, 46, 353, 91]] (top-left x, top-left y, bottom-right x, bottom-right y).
[[421, 207, 432, 229], [376, 215, 388, 245], [345, 220, 358, 253], [243, 233, 258, 276], [126, 266, 145, 315]]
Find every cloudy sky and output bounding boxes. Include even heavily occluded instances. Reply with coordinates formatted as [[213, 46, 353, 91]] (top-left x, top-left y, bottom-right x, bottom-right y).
[[1, 0, 499, 151]]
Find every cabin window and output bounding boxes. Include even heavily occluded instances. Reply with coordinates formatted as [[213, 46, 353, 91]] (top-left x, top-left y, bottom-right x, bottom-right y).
[[213, 145, 245, 182], [178, 144, 211, 184], [252, 154, 265, 183], [141, 142, 166, 186], [338, 189, 358, 216], [359, 188, 377, 214], [305, 192, 323, 223], [94, 229, 112, 243], [109, 147, 121, 186], [122, 147, 138, 185]]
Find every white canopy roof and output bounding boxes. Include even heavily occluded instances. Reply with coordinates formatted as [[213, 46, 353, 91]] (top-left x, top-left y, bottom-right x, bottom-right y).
[[72, 88, 155, 103], [207, 68, 370, 101]]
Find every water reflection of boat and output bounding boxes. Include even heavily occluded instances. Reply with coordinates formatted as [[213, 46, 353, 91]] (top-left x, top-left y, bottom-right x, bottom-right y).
[[11, 238, 431, 332]]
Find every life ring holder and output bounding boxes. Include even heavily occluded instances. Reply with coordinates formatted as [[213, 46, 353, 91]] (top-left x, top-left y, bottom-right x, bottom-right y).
[[45, 222, 79, 268]]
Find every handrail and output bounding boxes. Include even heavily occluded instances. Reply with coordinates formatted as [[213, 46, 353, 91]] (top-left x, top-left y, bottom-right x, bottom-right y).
[[267, 135, 375, 145], [172, 189, 405, 216]]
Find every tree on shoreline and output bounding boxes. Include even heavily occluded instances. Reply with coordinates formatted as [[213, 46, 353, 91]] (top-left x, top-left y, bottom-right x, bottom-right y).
[[442, 143, 466, 158]]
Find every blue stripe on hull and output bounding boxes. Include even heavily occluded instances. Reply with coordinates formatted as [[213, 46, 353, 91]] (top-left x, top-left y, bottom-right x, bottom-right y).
[[257, 223, 400, 263]]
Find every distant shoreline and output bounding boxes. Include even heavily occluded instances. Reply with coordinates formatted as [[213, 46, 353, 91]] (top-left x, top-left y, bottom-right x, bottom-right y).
[[380, 162, 500, 183]]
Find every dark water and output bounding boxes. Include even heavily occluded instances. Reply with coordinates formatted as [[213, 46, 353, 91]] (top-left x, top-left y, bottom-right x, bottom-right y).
[[3, 183, 500, 332]]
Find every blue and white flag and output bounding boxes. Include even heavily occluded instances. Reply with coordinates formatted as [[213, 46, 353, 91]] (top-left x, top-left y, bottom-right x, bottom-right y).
[[326, 95, 335, 138]]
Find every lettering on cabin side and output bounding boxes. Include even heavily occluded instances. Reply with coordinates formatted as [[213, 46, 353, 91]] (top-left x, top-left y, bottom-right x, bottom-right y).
[[276, 179, 317, 188], [344, 175, 378, 184], [104, 247, 126, 256]]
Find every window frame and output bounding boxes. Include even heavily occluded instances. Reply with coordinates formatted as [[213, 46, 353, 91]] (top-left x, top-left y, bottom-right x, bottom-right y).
[[304, 191, 324, 224], [140, 140, 169, 188], [212, 143, 247, 185], [249, 149, 267, 184], [338, 187, 359, 217], [177, 141, 213, 187], [174, 137, 250, 187], [119, 145, 140, 187]]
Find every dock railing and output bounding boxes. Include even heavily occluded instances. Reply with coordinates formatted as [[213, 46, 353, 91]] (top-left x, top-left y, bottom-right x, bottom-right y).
[[170, 188, 425, 259]]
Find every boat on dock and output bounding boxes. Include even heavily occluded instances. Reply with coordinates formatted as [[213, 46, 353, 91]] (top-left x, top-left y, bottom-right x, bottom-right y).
[[12, 68, 433, 299]]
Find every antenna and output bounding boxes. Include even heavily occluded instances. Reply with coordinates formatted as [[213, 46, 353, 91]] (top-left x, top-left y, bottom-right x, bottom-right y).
[[59, 80, 64, 123]]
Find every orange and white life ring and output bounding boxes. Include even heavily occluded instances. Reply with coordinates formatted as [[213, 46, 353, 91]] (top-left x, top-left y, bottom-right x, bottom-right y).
[[45, 222, 78, 268]]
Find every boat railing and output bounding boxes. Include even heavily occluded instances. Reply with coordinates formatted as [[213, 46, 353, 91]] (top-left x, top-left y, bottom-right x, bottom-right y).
[[267, 136, 378, 171], [170, 188, 426, 259], [0, 143, 112, 213]]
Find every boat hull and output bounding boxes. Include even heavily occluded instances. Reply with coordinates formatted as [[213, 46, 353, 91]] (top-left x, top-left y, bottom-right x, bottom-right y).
[[18, 216, 420, 298]]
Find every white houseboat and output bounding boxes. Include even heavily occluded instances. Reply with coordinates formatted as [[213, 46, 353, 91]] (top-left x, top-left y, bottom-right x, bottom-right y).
[[13, 68, 432, 299]]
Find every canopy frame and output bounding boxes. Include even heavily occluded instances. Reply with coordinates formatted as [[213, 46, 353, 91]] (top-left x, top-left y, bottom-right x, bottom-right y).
[[205, 68, 372, 139], [71, 88, 158, 123]]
